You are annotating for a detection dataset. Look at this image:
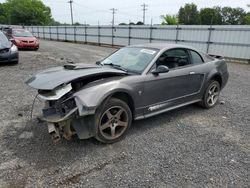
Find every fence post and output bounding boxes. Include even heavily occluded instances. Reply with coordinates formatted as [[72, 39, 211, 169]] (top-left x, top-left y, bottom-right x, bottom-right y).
[[98, 25, 100, 46], [128, 26, 131, 45], [74, 26, 76, 43], [111, 26, 114, 46], [149, 25, 153, 43], [43, 26, 45, 39], [49, 26, 51, 40], [38, 27, 40, 38], [65, 26, 67, 41], [56, 26, 59, 41], [175, 25, 180, 43], [206, 25, 213, 53], [84, 25, 87, 43]]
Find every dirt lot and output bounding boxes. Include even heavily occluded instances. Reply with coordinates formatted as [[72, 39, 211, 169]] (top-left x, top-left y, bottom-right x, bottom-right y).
[[0, 40, 249, 188]]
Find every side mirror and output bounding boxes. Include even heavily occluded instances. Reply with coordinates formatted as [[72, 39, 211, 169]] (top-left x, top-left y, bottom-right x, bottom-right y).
[[152, 65, 169, 75]]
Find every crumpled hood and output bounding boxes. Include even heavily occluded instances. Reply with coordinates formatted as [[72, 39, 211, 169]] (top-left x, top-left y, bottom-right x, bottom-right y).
[[26, 63, 127, 90]]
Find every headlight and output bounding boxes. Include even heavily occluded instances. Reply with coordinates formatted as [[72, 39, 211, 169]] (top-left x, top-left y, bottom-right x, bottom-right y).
[[10, 45, 18, 53], [14, 39, 21, 43]]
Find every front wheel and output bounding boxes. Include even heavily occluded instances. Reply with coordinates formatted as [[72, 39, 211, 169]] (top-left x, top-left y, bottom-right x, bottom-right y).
[[94, 98, 132, 143], [200, 80, 221, 108]]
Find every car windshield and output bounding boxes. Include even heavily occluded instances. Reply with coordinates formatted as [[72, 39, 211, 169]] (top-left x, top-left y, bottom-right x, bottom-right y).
[[13, 30, 33, 37], [101, 47, 159, 73], [0, 32, 9, 44]]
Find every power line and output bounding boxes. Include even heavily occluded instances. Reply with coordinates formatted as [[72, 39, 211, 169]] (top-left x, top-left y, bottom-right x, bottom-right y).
[[110, 8, 118, 26], [68, 0, 74, 25], [141, 3, 148, 24]]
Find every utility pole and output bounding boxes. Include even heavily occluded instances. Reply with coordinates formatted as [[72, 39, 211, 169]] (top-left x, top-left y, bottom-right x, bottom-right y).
[[141, 3, 148, 24], [68, 0, 74, 25], [110, 8, 117, 26]]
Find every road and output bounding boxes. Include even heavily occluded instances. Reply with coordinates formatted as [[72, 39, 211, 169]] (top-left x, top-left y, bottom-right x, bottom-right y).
[[0, 40, 249, 187]]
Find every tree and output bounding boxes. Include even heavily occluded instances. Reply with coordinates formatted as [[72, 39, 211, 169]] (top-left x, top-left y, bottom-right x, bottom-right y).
[[2, 0, 53, 25], [119, 23, 127, 25], [178, 3, 200, 24], [161, 14, 178, 25], [221, 7, 246, 24], [244, 4, 250, 24], [136, 21, 144, 25], [0, 3, 8, 24], [200, 7, 222, 25]]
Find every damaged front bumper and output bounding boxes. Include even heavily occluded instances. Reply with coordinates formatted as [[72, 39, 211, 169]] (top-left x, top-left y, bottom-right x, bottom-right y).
[[38, 84, 96, 142]]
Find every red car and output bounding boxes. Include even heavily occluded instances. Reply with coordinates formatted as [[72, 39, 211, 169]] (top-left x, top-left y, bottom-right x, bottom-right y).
[[10, 29, 39, 50]]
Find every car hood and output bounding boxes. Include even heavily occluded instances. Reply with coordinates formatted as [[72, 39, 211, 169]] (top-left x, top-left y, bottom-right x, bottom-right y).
[[26, 63, 127, 90]]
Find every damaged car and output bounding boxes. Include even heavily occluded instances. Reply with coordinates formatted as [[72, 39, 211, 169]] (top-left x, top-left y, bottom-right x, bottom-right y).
[[26, 43, 229, 143]]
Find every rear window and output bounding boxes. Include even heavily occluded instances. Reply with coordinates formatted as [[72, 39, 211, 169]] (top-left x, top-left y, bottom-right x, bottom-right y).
[[190, 50, 203, 64]]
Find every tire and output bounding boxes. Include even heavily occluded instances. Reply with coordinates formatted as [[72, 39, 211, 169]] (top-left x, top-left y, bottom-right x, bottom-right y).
[[94, 98, 132, 143], [199, 80, 220, 109]]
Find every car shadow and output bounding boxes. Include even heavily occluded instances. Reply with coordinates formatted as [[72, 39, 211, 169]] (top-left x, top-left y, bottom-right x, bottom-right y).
[[0, 62, 18, 66]]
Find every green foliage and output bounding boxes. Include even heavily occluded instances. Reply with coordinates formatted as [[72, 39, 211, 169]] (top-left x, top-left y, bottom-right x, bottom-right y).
[[178, 3, 200, 25], [136, 21, 144, 25], [221, 7, 246, 24], [119, 23, 127, 25], [0, 0, 53, 25], [200, 7, 222, 25], [177, 3, 249, 25], [161, 14, 178, 25], [243, 13, 250, 24]]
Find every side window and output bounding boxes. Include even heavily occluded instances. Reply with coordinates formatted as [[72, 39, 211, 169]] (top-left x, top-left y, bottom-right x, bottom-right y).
[[190, 50, 203, 64], [156, 49, 189, 69]]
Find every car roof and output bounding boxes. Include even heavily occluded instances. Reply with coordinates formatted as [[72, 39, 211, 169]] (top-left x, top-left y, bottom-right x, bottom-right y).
[[129, 43, 198, 51]]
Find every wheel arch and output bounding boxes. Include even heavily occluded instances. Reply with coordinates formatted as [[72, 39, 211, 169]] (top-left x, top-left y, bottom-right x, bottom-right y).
[[99, 91, 135, 119], [209, 74, 222, 87]]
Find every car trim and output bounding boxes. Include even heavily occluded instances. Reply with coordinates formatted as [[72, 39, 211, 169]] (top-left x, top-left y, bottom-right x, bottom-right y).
[[135, 99, 201, 120]]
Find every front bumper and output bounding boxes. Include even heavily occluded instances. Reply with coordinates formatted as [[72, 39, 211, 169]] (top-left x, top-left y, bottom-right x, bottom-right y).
[[41, 101, 96, 142], [16, 42, 39, 49], [0, 51, 19, 63]]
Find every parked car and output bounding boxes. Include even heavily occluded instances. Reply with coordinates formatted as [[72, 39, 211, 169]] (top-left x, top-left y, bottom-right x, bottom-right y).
[[10, 29, 39, 50], [0, 31, 19, 64], [26, 43, 229, 143]]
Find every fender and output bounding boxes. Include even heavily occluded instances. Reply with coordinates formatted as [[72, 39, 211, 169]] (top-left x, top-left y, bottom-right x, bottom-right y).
[[73, 80, 138, 116]]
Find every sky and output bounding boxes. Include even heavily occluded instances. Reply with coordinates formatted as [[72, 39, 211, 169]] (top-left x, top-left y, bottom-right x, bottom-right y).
[[1, 0, 249, 25]]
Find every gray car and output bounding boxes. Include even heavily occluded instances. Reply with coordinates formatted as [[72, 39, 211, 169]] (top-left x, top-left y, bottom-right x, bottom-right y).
[[26, 43, 229, 143], [0, 31, 19, 64]]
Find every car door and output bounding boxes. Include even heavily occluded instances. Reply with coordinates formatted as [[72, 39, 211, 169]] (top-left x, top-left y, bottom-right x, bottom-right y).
[[142, 48, 205, 114]]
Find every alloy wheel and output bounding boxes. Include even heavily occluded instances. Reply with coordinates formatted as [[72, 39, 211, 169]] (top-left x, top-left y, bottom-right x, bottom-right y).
[[207, 84, 220, 106], [99, 106, 129, 140]]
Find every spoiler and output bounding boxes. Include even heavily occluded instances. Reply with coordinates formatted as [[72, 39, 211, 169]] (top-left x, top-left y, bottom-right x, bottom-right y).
[[208, 54, 224, 59]]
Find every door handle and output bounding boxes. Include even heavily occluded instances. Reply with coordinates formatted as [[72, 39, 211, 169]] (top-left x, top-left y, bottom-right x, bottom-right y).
[[189, 71, 195, 75]]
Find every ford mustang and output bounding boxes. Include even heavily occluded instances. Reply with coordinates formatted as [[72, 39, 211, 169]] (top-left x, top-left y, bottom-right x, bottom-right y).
[[26, 43, 229, 143]]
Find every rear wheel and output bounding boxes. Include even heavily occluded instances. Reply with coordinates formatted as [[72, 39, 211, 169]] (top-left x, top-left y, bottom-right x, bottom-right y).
[[94, 98, 132, 143], [200, 80, 220, 108]]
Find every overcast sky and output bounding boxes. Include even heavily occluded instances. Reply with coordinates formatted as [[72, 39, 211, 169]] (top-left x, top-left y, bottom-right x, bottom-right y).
[[1, 0, 249, 25]]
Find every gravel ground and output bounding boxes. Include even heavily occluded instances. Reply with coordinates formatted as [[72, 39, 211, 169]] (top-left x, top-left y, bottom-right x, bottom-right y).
[[0, 40, 249, 188]]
